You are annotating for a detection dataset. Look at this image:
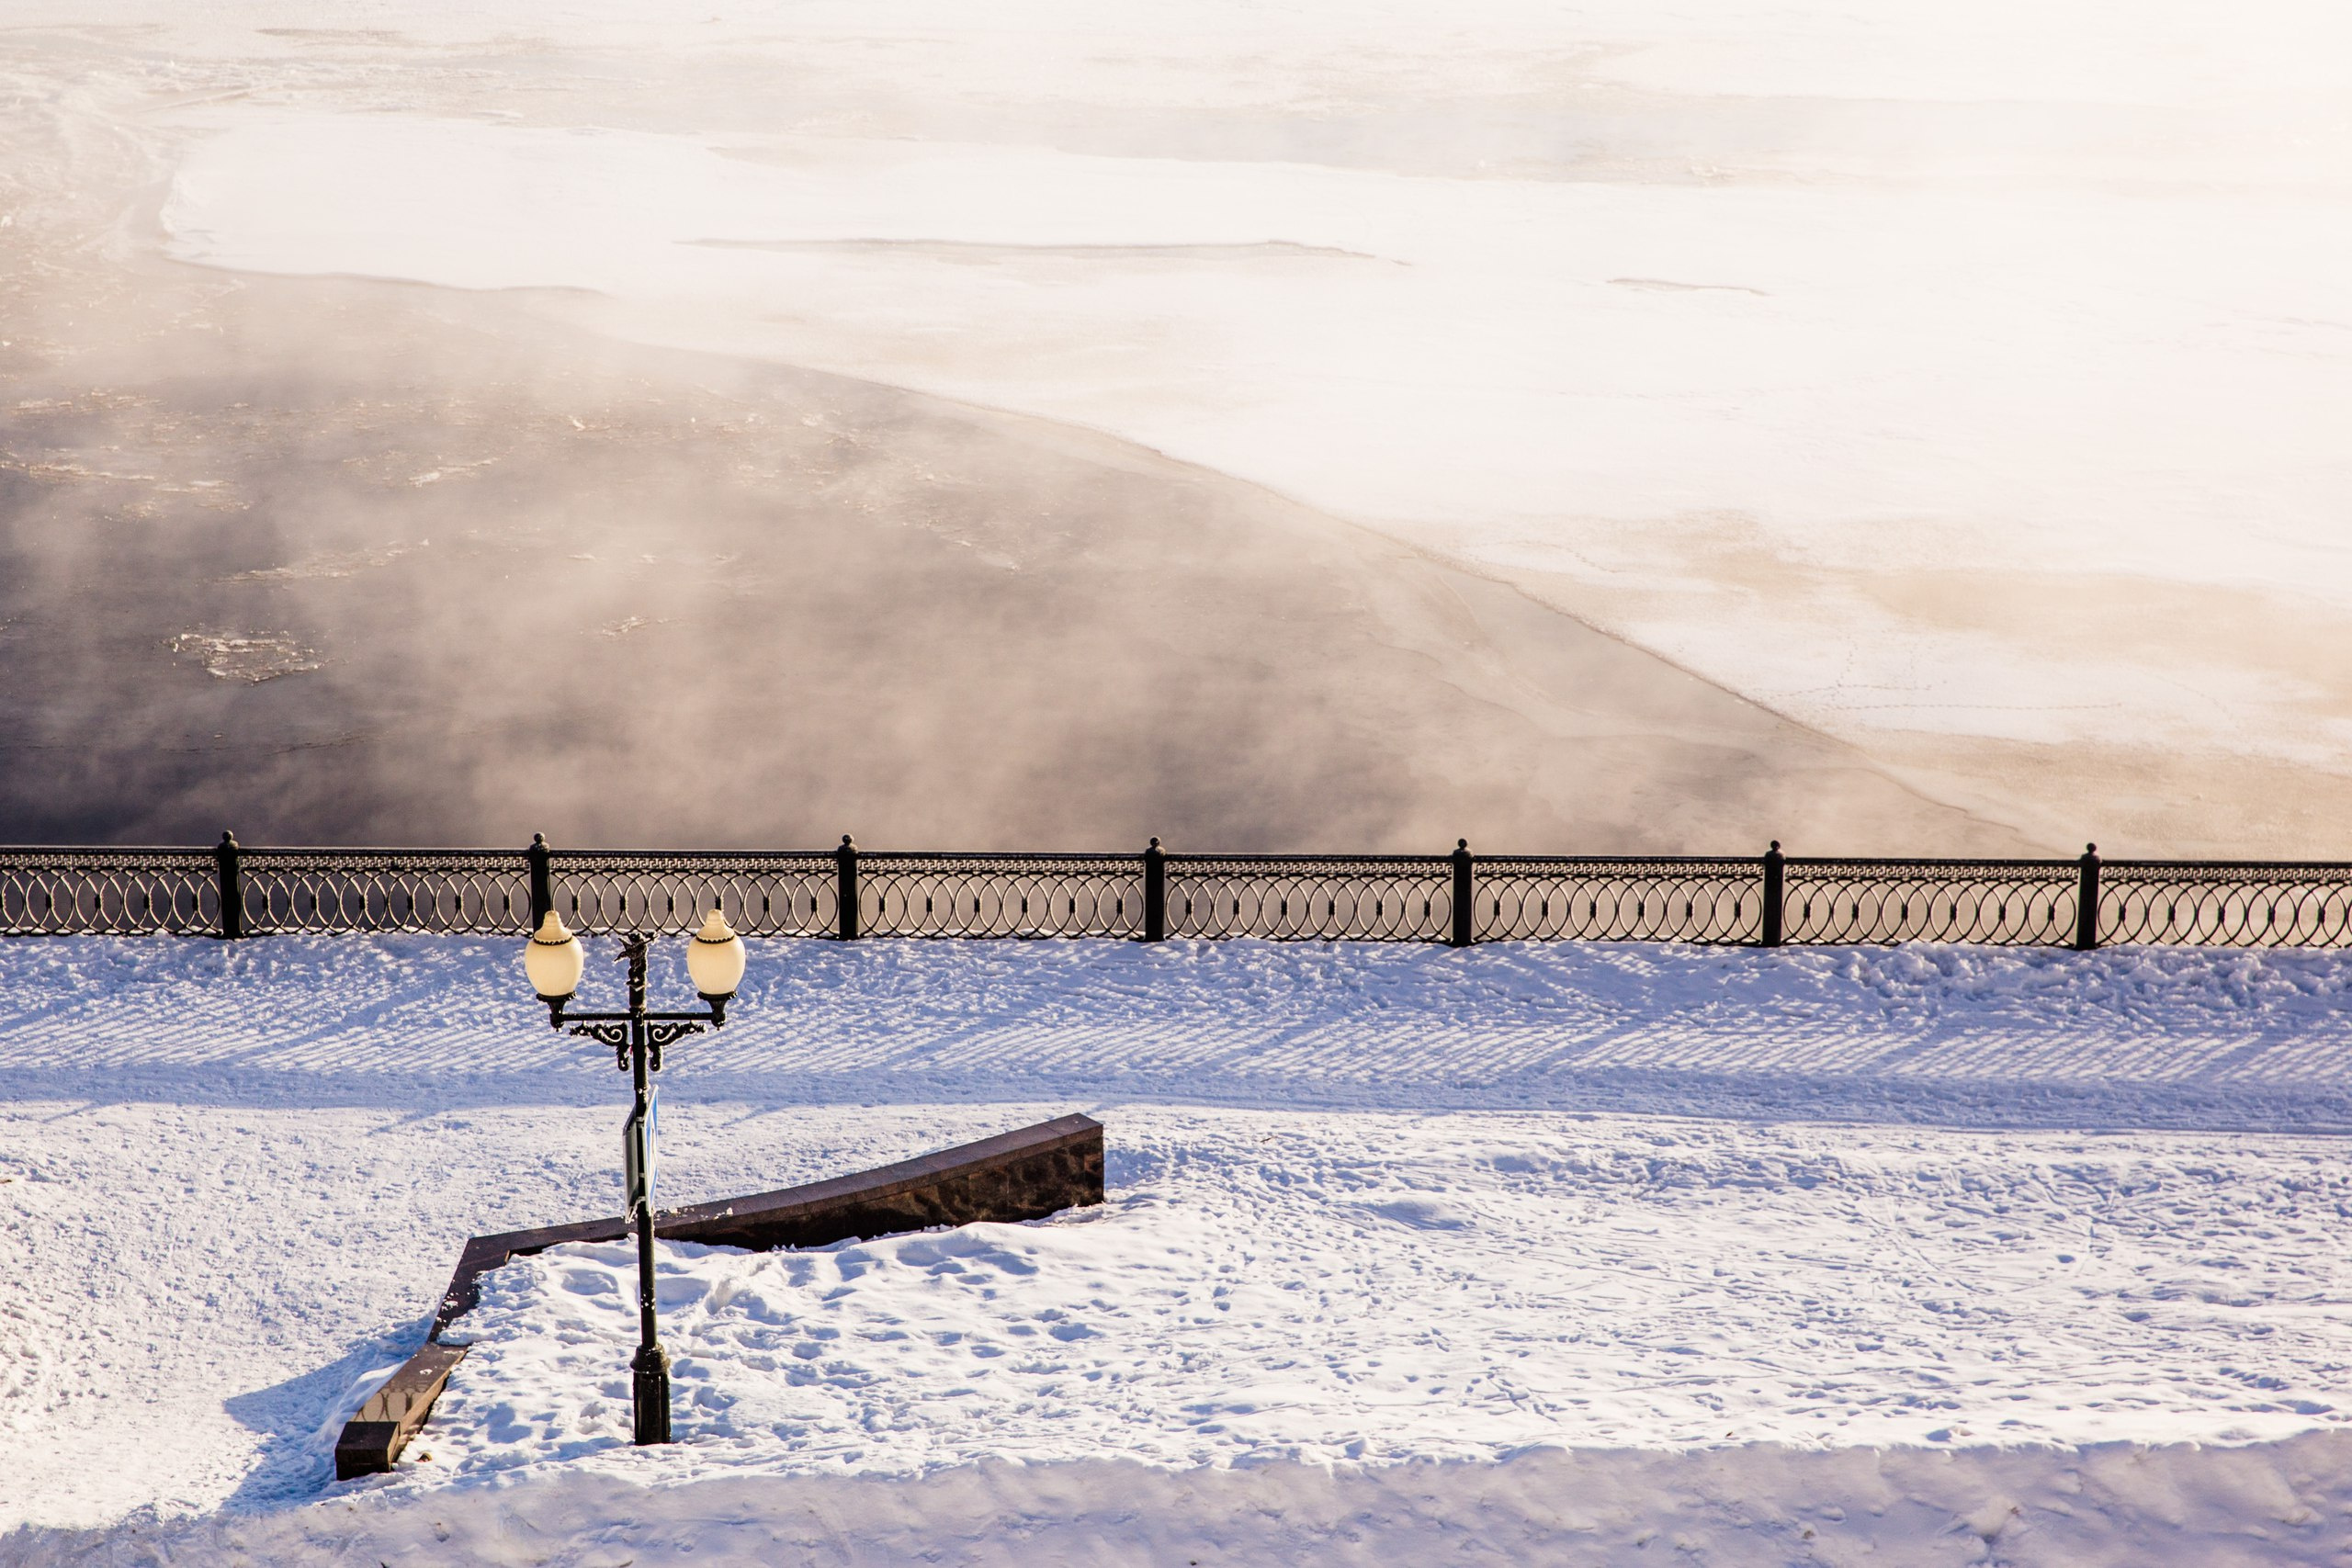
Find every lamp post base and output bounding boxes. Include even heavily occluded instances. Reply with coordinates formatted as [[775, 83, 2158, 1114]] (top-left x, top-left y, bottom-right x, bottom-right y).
[[631, 1343, 673, 1445]]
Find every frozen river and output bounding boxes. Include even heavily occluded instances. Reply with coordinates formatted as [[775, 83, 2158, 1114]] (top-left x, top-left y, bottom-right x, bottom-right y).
[[3, 1, 2348, 852]]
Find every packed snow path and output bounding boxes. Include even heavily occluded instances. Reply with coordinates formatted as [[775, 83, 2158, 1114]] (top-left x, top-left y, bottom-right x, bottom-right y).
[[3, 935, 2350, 1564]]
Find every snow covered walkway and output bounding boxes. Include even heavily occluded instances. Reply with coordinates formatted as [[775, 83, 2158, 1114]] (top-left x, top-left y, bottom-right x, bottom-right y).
[[3, 936, 2349, 1563]]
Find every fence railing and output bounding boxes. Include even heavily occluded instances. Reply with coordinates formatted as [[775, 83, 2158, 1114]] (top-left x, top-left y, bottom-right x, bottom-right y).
[[4, 834, 2350, 950]]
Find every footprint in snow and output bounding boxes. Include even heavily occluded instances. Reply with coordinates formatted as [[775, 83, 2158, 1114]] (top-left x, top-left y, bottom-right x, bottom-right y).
[[1357, 1195, 1472, 1230]]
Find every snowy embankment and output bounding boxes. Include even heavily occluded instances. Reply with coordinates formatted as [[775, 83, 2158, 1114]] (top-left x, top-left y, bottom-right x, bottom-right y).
[[4, 935, 2351, 1564]]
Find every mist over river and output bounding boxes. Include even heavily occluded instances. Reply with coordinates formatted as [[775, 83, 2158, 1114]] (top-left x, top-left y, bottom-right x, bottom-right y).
[[3, 3, 2347, 852]]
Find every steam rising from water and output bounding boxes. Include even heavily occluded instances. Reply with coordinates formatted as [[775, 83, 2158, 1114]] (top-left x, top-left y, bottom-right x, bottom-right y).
[[2, 4, 2346, 851]]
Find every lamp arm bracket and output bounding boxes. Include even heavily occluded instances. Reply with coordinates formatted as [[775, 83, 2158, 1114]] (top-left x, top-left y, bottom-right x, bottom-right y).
[[564, 1018, 705, 1071]]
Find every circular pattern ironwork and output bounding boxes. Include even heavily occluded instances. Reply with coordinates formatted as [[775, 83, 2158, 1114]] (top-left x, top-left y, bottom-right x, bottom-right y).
[[240, 851, 530, 934], [553, 852, 837, 937], [5, 846, 2346, 953], [1781, 859, 2076, 946], [2100, 862, 2352, 948], [0, 850, 218, 934], [1478, 857, 1759, 943], [1165, 856, 1453, 942], [859, 855, 1141, 938]]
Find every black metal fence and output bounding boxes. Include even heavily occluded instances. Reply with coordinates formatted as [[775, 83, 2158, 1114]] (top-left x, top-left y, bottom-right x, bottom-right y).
[[3, 834, 2349, 950]]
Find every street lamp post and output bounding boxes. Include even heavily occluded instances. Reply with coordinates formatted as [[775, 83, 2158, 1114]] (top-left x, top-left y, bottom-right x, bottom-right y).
[[523, 908, 747, 1446]]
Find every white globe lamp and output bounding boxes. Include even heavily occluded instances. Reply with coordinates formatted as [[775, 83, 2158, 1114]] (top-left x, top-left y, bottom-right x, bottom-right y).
[[525, 909, 586, 1002], [685, 908, 747, 1000]]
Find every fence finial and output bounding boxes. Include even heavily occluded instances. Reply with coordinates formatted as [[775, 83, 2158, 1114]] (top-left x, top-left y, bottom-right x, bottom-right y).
[[835, 835, 860, 941], [527, 833, 553, 928], [215, 830, 243, 941], [1449, 839, 1475, 948], [2075, 843, 2102, 952], [1142, 837, 1168, 942]]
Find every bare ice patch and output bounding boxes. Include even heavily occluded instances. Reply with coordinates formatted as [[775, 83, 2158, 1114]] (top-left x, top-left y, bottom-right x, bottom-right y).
[[687, 236, 1401, 265], [166, 629, 323, 682], [1607, 276, 1769, 296]]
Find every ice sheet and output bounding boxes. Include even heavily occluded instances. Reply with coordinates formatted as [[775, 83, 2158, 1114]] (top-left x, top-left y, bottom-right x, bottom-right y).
[[131, 0, 2352, 768]]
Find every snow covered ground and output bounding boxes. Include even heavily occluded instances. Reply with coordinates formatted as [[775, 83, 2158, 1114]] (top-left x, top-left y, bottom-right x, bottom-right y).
[[4, 932, 2351, 1563]]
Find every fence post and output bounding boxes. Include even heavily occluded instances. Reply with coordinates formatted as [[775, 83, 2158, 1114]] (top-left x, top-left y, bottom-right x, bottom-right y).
[[1760, 840, 1784, 948], [1449, 839, 1475, 948], [527, 833, 553, 929], [836, 835, 860, 941], [215, 829, 243, 940], [1142, 837, 1166, 942], [2075, 843, 2100, 952]]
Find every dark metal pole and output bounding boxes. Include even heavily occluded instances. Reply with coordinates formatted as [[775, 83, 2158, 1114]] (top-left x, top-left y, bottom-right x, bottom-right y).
[[1141, 837, 1166, 942], [2075, 843, 2101, 953], [1449, 839, 1475, 948], [620, 936, 671, 1444], [527, 833, 553, 929], [215, 830, 243, 940], [836, 835, 860, 942], [1760, 840, 1784, 948]]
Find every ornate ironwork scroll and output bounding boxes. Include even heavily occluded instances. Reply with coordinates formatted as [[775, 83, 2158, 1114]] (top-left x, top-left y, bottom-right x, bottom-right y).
[[2099, 861, 2352, 948], [237, 850, 530, 934], [1476, 856, 1763, 943], [1780, 858, 2079, 946], [6, 840, 2348, 951], [1162, 855, 1453, 941], [0, 847, 218, 935], [549, 851, 837, 938], [856, 853, 1141, 939]]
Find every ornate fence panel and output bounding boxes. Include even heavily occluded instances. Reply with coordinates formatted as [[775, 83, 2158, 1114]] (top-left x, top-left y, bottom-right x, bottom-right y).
[[857, 853, 1142, 939], [1163, 855, 1453, 941], [2100, 861, 2352, 948], [1476, 857, 1764, 943], [550, 852, 837, 938], [0, 848, 220, 935], [8, 840, 2352, 951], [1780, 858, 2079, 946], [239, 850, 531, 934]]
